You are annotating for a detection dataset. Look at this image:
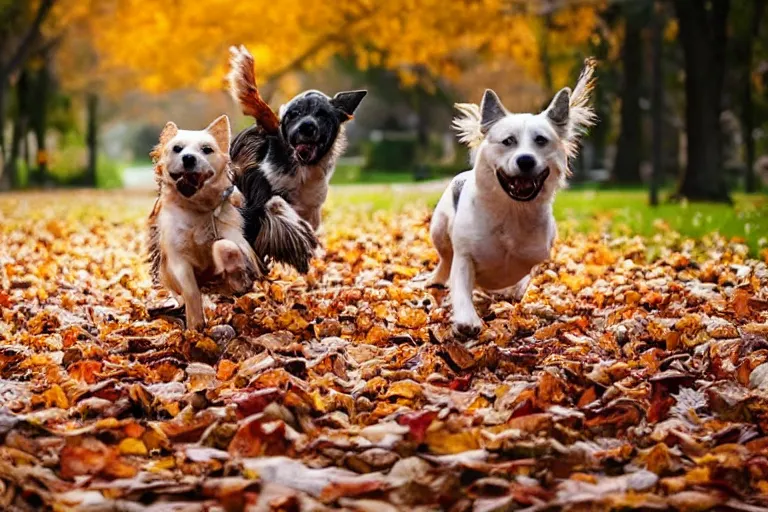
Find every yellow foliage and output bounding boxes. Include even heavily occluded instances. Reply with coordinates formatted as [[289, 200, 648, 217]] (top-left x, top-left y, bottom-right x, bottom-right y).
[[46, 0, 601, 96]]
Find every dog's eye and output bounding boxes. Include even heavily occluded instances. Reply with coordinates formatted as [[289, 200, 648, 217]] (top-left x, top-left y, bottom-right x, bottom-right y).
[[534, 136, 548, 146], [502, 136, 517, 147], [172, 145, 183, 153], [201, 146, 214, 155]]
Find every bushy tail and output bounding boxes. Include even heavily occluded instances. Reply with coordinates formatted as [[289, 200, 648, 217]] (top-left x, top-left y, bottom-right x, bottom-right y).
[[227, 45, 280, 135], [252, 197, 319, 274]]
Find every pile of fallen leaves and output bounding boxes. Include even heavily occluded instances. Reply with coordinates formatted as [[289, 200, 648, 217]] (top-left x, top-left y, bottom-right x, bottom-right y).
[[1, 190, 768, 511]]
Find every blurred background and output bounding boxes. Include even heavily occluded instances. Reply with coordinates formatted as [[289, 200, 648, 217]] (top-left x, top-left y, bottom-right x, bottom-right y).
[[0, 0, 766, 206]]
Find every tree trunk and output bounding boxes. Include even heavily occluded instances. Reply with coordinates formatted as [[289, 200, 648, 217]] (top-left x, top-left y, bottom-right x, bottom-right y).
[[540, 10, 554, 95], [0, 0, 57, 157], [0, 80, 6, 166], [742, 0, 766, 193], [86, 93, 98, 186], [5, 71, 29, 190], [674, 0, 731, 203], [591, 78, 610, 174], [9, 97, 26, 190], [31, 60, 50, 185], [650, 1, 664, 206], [612, 8, 644, 184]]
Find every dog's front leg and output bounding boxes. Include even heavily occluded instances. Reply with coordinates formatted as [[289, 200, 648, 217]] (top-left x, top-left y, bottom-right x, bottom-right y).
[[169, 260, 204, 331], [450, 254, 482, 337], [212, 239, 254, 296]]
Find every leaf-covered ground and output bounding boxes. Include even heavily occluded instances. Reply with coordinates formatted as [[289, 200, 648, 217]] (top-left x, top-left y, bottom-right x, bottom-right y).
[[1, 189, 768, 511]]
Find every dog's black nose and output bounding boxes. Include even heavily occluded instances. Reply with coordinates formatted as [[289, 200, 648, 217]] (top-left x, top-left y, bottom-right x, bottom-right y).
[[182, 154, 197, 170], [297, 119, 318, 139], [516, 155, 537, 173]]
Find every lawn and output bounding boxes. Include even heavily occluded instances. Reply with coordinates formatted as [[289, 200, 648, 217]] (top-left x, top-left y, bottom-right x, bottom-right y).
[[327, 184, 768, 257]]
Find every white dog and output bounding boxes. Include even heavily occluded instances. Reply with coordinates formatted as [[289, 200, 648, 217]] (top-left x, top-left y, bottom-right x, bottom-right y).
[[429, 59, 597, 336]]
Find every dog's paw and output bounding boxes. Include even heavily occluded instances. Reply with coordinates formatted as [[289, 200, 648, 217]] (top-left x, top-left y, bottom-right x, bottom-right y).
[[225, 269, 254, 296], [186, 317, 205, 332], [147, 297, 185, 318], [453, 315, 483, 338], [426, 274, 449, 289]]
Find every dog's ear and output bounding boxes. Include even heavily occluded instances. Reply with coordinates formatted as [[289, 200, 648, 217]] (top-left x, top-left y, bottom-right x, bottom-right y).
[[159, 122, 178, 146], [545, 87, 571, 130], [205, 115, 231, 154], [330, 90, 367, 121], [151, 122, 178, 163], [480, 89, 507, 134]]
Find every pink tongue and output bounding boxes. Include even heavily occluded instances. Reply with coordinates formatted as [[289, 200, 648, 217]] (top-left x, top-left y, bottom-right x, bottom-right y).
[[296, 145, 314, 160]]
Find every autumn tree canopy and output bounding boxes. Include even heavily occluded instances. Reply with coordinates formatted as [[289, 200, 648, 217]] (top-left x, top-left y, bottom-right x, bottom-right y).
[[71, 0, 600, 97]]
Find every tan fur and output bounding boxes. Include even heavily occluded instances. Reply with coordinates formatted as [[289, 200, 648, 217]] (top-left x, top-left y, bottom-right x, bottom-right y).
[[147, 115, 259, 331]]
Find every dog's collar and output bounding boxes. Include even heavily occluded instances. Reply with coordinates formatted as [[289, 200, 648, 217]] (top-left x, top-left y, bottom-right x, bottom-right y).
[[211, 185, 236, 240]]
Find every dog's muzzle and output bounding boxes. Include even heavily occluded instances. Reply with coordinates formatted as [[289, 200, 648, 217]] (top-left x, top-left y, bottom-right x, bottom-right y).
[[169, 168, 214, 198], [289, 118, 322, 164], [496, 168, 550, 202]]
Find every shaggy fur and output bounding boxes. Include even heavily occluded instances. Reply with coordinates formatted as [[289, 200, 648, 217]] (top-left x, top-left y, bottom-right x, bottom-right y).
[[147, 115, 261, 331], [430, 59, 597, 336], [227, 45, 367, 234]]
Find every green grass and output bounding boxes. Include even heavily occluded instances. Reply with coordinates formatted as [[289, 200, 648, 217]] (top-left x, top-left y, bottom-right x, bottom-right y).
[[554, 190, 768, 253], [328, 185, 768, 255], [330, 165, 418, 185]]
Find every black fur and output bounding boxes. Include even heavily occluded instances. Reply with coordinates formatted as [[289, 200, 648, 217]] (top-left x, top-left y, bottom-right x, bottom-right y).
[[231, 90, 366, 274], [280, 92, 345, 165], [452, 176, 466, 210]]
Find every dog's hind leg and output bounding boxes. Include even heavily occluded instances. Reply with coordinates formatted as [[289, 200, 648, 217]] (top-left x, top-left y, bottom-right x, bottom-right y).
[[429, 214, 453, 287], [492, 274, 531, 302], [428, 189, 456, 287]]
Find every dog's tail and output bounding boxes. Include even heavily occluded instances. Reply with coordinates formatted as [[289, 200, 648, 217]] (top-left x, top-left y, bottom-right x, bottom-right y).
[[251, 196, 319, 274], [227, 45, 280, 135], [566, 57, 598, 154]]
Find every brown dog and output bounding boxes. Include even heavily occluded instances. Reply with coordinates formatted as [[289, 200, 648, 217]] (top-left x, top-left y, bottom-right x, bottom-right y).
[[147, 115, 262, 331]]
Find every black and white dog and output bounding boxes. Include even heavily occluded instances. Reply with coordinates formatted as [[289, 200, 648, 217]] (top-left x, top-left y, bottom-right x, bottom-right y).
[[227, 46, 366, 273]]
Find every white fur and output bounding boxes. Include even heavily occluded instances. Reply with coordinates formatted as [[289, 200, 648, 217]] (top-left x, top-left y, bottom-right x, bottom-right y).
[[431, 64, 596, 336], [262, 126, 347, 231]]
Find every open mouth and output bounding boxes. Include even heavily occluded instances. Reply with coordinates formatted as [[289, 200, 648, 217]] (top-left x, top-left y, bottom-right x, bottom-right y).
[[172, 171, 213, 198], [496, 168, 550, 202], [294, 144, 318, 164]]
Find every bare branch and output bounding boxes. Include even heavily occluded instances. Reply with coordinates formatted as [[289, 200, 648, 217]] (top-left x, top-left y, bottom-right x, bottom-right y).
[[1, 0, 57, 76]]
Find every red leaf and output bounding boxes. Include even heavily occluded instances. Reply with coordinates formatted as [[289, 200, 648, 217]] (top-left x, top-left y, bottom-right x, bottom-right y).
[[230, 388, 282, 419], [397, 410, 438, 443]]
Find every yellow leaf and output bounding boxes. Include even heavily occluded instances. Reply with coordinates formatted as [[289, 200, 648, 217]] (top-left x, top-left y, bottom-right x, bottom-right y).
[[118, 438, 148, 456]]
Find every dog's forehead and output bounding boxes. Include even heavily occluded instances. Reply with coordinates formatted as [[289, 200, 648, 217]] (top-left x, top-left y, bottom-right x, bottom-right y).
[[489, 113, 533, 136], [171, 129, 216, 146], [490, 113, 555, 137], [284, 90, 332, 111]]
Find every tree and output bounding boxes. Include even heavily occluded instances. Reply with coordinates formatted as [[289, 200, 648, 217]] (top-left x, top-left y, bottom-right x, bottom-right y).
[[612, 0, 650, 185], [0, 0, 56, 187], [730, 0, 767, 193], [78, 0, 599, 97], [673, 0, 731, 203], [650, 1, 665, 206]]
